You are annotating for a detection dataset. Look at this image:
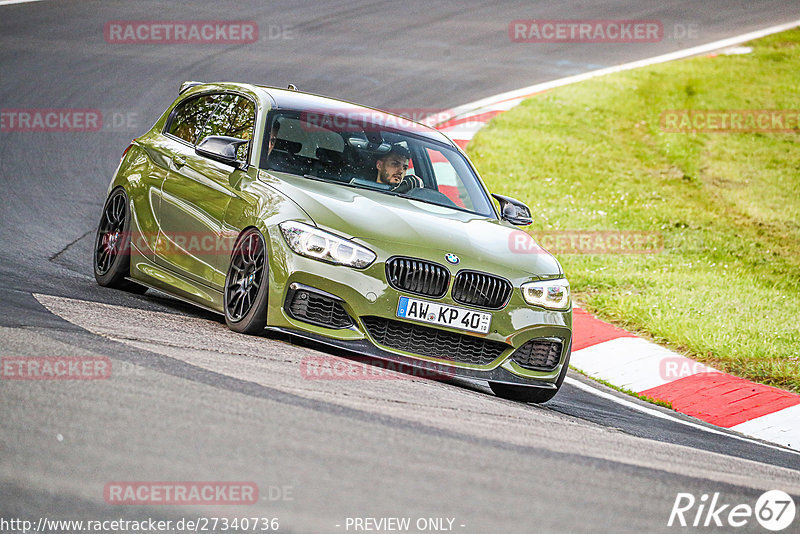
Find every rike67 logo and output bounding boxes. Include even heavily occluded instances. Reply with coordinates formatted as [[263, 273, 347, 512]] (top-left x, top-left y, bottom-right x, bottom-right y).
[[668, 490, 796, 531]]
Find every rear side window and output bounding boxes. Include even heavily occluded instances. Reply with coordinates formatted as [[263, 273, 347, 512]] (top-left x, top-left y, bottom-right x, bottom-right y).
[[167, 94, 222, 144]]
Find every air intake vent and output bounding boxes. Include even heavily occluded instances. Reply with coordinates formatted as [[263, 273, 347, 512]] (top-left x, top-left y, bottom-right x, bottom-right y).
[[385, 257, 450, 298], [452, 271, 512, 309], [361, 316, 508, 366], [285, 287, 353, 329], [511, 339, 563, 371]]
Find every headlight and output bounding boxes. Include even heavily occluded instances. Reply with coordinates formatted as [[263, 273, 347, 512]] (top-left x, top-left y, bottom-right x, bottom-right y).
[[279, 221, 376, 268], [521, 279, 570, 310]]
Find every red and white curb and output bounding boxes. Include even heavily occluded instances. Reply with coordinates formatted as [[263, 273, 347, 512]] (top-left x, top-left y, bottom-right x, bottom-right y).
[[432, 20, 800, 452], [571, 310, 800, 451]]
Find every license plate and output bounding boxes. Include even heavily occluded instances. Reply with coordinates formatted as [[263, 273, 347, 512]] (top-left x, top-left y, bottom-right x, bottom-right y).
[[396, 296, 491, 334]]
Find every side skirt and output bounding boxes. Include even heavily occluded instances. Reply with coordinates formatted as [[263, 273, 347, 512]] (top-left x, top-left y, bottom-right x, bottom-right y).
[[128, 257, 224, 314]]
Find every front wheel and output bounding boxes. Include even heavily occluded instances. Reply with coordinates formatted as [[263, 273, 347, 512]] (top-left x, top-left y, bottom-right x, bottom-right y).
[[93, 187, 146, 293], [224, 228, 269, 334], [490, 344, 571, 403]]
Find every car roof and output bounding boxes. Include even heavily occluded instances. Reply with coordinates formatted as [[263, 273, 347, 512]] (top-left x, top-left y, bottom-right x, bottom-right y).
[[180, 82, 456, 146], [254, 84, 455, 146]]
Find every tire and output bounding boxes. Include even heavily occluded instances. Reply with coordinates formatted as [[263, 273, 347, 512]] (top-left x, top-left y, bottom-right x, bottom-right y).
[[93, 187, 146, 293], [490, 343, 571, 403], [224, 228, 269, 334]]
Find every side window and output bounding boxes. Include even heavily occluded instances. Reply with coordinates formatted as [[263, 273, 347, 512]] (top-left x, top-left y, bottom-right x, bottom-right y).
[[198, 95, 256, 162], [226, 97, 256, 156], [166, 94, 222, 144], [426, 148, 468, 209]]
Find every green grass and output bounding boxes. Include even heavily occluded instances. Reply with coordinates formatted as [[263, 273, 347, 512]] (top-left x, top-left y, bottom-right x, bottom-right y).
[[468, 30, 800, 393]]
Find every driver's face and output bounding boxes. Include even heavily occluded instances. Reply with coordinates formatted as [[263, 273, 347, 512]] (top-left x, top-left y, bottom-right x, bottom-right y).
[[376, 155, 409, 185]]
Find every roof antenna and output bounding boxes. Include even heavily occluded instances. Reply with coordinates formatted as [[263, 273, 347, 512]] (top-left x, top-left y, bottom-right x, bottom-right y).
[[287, 83, 298, 91]]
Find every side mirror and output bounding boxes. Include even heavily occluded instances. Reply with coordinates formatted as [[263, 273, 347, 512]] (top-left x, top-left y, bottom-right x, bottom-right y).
[[492, 193, 533, 226], [195, 135, 249, 168]]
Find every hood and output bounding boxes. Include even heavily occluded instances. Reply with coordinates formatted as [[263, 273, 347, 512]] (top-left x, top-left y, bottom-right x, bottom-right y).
[[262, 172, 563, 278]]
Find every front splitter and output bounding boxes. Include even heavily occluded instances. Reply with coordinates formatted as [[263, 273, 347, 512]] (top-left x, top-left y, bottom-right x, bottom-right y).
[[266, 326, 558, 390]]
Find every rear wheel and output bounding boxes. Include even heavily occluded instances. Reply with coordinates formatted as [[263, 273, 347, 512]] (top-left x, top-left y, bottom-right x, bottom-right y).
[[93, 188, 146, 293], [490, 344, 571, 403], [224, 228, 269, 334]]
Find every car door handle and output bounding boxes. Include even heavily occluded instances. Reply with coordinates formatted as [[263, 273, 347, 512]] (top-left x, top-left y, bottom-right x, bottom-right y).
[[172, 155, 186, 168]]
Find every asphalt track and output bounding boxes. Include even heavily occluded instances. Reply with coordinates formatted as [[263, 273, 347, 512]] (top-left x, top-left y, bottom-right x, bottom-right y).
[[1, 1, 800, 532]]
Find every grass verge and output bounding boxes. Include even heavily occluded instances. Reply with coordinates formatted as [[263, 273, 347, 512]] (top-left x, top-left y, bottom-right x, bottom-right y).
[[468, 30, 800, 393]]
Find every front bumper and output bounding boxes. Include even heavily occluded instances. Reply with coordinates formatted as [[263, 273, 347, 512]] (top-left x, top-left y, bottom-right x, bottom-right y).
[[264, 226, 572, 387]]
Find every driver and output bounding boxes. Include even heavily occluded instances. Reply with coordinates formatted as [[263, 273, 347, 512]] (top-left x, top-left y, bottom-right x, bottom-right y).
[[375, 144, 423, 193]]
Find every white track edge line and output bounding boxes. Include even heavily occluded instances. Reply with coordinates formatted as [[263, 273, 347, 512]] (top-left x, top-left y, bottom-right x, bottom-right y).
[[0, 0, 45, 6], [445, 18, 800, 120]]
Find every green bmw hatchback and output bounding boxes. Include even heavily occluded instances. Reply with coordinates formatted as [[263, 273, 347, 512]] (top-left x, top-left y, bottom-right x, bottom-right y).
[[94, 82, 572, 402]]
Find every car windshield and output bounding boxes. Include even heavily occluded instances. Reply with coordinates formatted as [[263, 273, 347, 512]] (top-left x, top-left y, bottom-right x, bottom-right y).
[[259, 110, 496, 217]]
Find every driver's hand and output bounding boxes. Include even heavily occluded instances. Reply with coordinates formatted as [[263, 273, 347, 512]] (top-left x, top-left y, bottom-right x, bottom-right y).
[[391, 174, 423, 194]]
